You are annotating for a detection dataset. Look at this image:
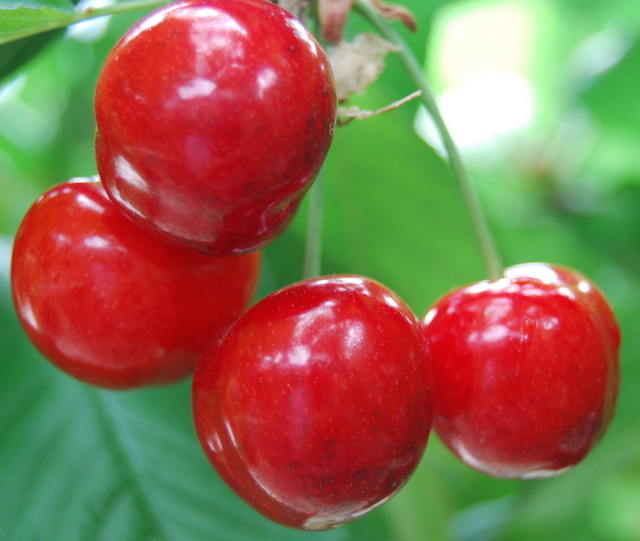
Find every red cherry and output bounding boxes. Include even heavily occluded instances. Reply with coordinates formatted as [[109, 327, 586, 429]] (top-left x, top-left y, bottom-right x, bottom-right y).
[[421, 263, 620, 479], [95, 0, 337, 255], [11, 177, 261, 389], [192, 275, 433, 530]]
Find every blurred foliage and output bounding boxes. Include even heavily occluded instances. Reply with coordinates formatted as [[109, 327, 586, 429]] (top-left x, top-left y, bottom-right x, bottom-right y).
[[1, 0, 640, 540]]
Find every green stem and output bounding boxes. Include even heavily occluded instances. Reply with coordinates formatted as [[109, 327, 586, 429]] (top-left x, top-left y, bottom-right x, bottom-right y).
[[353, 0, 503, 281], [303, 171, 325, 280], [0, 0, 170, 46]]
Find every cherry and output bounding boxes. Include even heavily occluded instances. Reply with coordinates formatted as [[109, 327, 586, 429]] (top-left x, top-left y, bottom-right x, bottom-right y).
[[11, 177, 261, 389], [421, 262, 620, 479], [192, 275, 433, 530], [95, 0, 337, 255]]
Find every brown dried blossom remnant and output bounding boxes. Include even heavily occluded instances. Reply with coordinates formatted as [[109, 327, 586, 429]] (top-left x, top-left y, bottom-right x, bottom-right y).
[[327, 33, 399, 102], [337, 90, 422, 125], [275, 0, 309, 21], [318, 0, 355, 44], [318, 0, 417, 44], [368, 0, 417, 32]]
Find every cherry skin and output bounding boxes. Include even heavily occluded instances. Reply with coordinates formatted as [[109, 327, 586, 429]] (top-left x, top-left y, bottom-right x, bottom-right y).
[[95, 0, 337, 255], [11, 177, 261, 389], [192, 275, 433, 530], [421, 263, 620, 479]]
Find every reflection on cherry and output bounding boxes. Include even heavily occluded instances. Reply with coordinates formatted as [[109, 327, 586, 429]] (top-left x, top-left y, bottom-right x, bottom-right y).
[[421, 263, 620, 479], [95, 0, 337, 254], [11, 177, 261, 389], [193, 275, 433, 530]]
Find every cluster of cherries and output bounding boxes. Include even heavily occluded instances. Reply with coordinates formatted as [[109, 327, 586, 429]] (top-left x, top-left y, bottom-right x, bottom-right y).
[[10, 0, 620, 532]]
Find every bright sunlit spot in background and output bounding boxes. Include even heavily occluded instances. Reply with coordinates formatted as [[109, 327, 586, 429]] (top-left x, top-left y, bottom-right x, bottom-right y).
[[415, 0, 539, 164], [67, 0, 115, 42], [0, 74, 60, 151]]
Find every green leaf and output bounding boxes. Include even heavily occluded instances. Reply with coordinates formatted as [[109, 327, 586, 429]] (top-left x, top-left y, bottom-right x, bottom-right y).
[[2, 0, 74, 10], [0, 0, 168, 46], [0, 3, 87, 80], [0, 7, 75, 45], [319, 97, 486, 311], [0, 237, 393, 540], [0, 30, 61, 81], [0, 2, 75, 80], [3, 0, 640, 538]]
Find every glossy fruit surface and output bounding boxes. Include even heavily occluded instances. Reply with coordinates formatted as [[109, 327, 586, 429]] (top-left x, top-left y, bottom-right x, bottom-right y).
[[421, 263, 620, 479], [11, 177, 261, 389], [95, 0, 337, 255], [192, 275, 432, 530]]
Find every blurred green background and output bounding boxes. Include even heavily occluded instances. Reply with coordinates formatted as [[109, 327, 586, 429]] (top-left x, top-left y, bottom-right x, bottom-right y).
[[1, 0, 639, 539]]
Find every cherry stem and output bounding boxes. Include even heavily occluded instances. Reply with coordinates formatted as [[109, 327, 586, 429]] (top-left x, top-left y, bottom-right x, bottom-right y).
[[303, 170, 325, 279], [353, 0, 504, 281]]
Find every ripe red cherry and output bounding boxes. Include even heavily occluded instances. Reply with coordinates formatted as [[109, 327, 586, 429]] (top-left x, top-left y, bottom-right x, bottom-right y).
[[11, 177, 261, 389], [421, 263, 620, 479], [192, 275, 433, 530], [95, 0, 337, 255]]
